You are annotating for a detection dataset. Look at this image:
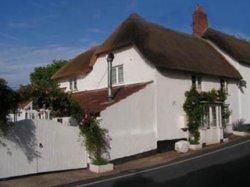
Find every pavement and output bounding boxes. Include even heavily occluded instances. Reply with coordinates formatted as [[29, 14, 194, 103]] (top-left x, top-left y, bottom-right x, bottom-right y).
[[62, 138, 250, 187], [0, 135, 249, 187]]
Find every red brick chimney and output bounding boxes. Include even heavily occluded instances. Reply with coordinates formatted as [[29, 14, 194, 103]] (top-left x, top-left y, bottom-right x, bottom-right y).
[[192, 4, 208, 37]]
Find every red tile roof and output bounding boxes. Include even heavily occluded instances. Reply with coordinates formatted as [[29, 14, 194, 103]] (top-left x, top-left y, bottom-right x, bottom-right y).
[[18, 99, 32, 110], [71, 81, 152, 114]]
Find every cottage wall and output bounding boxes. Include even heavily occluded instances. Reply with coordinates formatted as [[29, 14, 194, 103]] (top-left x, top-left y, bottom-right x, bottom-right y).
[[59, 46, 155, 92], [100, 83, 157, 160], [207, 41, 249, 123]]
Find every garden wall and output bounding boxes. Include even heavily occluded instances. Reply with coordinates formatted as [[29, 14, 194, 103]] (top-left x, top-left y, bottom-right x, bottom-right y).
[[0, 119, 87, 179]]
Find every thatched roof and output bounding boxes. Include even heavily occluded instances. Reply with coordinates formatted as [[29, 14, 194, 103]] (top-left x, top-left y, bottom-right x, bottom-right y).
[[71, 81, 152, 114], [95, 14, 241, 79], [52, 47, 98, 80], [53, 14, 242, 80], [203, 28, 250, 66]]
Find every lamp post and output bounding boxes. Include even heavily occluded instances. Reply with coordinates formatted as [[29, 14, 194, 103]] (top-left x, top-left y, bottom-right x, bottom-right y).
[[107, 52, 114, 101]]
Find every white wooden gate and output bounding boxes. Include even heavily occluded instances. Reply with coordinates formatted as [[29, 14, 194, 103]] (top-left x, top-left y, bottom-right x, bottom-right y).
[[0, 119, 87, 179]]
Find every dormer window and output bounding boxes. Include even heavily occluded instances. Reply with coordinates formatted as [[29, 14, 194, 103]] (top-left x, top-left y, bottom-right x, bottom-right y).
[[69, 77, 77, 91], [112, 65, 124, 85], [192, 75, 202, 92]]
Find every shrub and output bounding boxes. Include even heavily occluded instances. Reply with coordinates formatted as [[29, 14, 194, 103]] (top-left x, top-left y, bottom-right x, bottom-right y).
[[79, 116, 111, 165], [232, 119, 248, 132]]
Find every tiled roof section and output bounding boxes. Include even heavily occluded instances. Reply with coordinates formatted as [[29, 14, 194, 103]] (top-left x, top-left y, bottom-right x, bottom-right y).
[[203, 28, 250, 66], [95, 13, 242, 79], [71, 81, 152, 114], [52, 47, 98, 80], [18, 99, 32, 110]]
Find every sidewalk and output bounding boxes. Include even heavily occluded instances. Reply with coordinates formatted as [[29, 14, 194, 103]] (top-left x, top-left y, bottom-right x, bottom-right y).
[[0, 135, 249, 187]]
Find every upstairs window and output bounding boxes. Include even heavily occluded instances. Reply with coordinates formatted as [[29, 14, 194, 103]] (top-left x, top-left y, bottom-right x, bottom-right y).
[[112, 65, 124, 85], [192, 75, 202, 92], [69, 78, 77, 91], [220, 79, 228, 93]]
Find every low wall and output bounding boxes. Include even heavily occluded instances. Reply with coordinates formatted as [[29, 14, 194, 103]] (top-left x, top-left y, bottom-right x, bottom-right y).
[[0, 119, 87, 179]]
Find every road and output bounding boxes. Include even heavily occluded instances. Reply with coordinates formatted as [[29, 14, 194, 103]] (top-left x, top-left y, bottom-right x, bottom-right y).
[[63, 140, 250, 187]]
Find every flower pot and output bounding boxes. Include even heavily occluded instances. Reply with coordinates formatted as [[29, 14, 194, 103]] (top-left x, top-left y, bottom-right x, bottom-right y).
[[223, 138, 229, 143], [189, 144, 202, 150], [89, 163, 114, 173]]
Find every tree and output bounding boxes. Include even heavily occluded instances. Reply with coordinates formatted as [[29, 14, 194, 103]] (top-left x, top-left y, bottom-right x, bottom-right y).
[[16, 59, 83, 123], [30, 60, 67, 90], [18, 60, 67, 102], [0, 78, 19, 133]]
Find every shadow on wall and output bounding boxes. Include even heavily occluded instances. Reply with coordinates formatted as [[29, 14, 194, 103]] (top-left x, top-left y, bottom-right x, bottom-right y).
[[0, 120, 41, 162]]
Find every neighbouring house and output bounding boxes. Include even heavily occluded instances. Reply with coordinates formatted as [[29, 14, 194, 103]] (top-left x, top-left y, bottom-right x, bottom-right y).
[[9, 99, 51, 122], [49, 5, 248, 161]]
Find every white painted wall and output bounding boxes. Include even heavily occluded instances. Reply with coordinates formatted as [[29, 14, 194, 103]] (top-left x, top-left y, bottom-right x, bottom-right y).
[[59, 46, 155, 92], [0, 119, 87, 179], [155, 71, 190, 141], [207, 40, 250, 123], [156, 71, 231, 144], [100, 83, 157, 160]]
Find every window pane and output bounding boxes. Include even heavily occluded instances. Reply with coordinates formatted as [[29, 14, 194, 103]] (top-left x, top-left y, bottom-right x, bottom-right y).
[[112, 67, 117, 84], [197, 77, 202, 91], [69, 80, 73, 90], [118, 65, 124, 83], [191, 76, 196, 87], [212, 106, 217, 126], [74, 78, 77, 90]]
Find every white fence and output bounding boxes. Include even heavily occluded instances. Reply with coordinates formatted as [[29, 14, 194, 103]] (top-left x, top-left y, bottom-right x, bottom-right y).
[[0, 119, 87, 179]]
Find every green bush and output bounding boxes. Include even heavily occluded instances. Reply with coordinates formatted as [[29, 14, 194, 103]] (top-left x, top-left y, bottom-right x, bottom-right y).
[[79, 116, 111, 165], [183, 86, 230, 144]]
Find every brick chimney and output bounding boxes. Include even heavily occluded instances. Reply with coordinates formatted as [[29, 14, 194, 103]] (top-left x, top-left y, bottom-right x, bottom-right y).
[[192, 4, 208, 37]]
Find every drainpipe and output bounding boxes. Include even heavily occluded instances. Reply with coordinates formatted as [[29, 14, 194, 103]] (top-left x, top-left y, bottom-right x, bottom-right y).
[[107, 52, 114, 101]]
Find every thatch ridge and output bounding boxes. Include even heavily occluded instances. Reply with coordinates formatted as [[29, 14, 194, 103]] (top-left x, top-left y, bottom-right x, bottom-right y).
[[95, 14, 241, 79], [203, 28, 250, 66], [52, 46, 98, 80]]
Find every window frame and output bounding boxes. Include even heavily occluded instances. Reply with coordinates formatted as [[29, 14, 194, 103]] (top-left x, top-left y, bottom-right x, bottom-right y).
[[220, 79, 228, 93], [69, 77, 77, 91], [112, 65, 124, 85], [191, 75, 202, 92]]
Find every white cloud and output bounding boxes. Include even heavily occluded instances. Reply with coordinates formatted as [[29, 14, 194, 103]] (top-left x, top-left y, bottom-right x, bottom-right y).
[[87, 28, 106, 34], [8, 21, 37, 29]]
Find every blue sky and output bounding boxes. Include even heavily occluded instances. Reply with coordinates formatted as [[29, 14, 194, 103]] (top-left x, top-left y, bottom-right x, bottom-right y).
[[1, 0, 250, 88]]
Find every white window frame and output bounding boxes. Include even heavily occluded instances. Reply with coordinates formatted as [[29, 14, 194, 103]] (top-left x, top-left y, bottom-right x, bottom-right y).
[[220, 79, 228, 93], [191, 75, 202, 92], [112, 65, 124, 85], [69, 77, 77, 91], [208, 105, 222, 128]]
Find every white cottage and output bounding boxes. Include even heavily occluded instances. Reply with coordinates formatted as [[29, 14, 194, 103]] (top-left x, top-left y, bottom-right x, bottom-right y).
[[52, 5, 248, 161]]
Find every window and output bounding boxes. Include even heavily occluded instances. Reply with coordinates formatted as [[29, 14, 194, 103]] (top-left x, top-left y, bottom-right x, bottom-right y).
[[211, 106, 217, 127], [220, 79, 228, 93], [197, 77, 202, 92], [112, 65, 124, 84], [111, 67, 117, 84], [118, 66, 124, 83], [191, 75, 202, 92], [69, 78, 77, 90], [192, 76, 196, 87]]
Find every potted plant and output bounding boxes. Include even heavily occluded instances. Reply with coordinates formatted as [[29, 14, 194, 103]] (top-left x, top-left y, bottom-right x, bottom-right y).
[[79, 115, 113, 173], [188, 130, 202, 150], [232, 119, 248, 136]]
